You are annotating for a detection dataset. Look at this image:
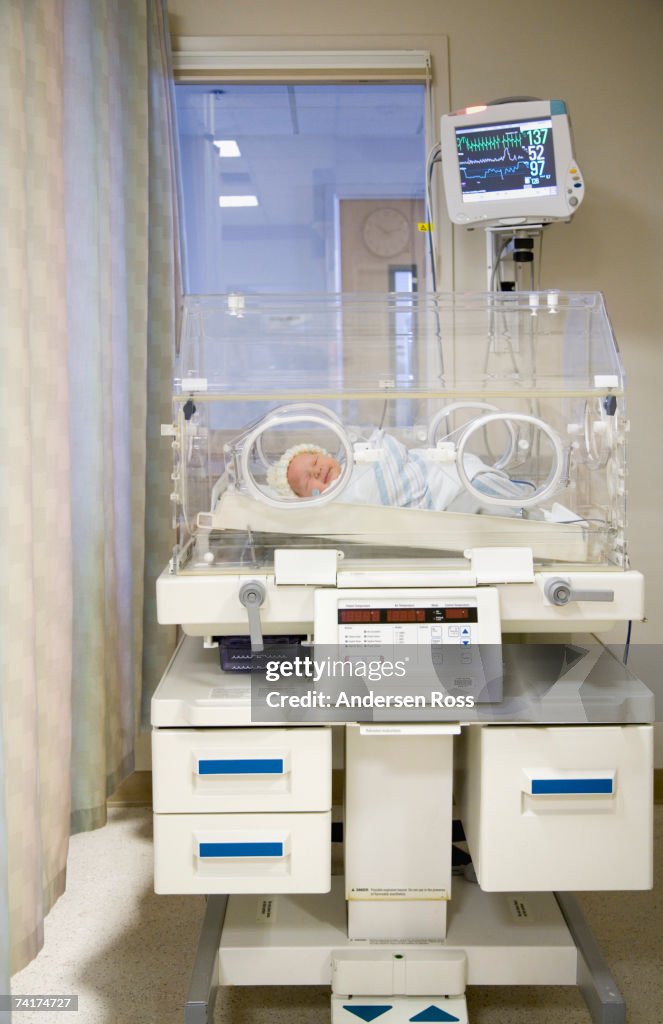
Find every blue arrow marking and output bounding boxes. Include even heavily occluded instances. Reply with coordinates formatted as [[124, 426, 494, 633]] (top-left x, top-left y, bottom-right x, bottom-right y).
[[410, 1006, 461, 1022], [342, 1007, 393, 1022]]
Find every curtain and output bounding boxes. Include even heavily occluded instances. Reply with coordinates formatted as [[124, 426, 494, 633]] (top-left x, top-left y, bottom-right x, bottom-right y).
[[0, 0, 178, 990], [0, 724, 10, 1024]]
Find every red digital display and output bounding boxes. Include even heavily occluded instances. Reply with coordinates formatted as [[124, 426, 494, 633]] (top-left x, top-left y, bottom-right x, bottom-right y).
[[339, 609, 381, 624], [386, 609, 426, 623], [338, 605, 477, 625]]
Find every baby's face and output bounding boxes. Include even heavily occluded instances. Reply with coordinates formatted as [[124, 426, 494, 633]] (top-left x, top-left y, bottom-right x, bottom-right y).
[[287, 451, 342, 498]]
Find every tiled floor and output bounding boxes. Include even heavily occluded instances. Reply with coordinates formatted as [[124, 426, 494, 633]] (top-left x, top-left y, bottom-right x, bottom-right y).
[[10, 804, 663, 1024]]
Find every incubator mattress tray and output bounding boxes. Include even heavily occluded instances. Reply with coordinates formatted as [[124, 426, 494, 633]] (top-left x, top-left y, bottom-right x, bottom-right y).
[[201, 491, 590, 563]]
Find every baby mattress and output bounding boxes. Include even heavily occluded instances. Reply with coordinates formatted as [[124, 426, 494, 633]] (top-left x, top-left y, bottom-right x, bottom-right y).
[[199, 490, 591, 563]]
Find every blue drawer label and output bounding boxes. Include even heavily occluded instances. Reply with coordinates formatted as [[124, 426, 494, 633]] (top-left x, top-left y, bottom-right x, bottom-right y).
[[198, 758, 284, 775], [199, 841, 284, 858], [532, 778, 613, 795]]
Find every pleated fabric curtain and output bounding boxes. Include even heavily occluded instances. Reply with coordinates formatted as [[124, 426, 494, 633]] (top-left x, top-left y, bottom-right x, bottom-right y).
[[0, 0, 178, 994]]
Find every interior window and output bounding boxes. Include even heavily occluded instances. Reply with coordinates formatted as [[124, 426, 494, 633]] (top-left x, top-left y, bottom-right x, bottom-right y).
[[175, 83, 427, 293]]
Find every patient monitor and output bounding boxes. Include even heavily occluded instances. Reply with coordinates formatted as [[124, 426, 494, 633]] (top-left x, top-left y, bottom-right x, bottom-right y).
[[440, 99, 584, 226]]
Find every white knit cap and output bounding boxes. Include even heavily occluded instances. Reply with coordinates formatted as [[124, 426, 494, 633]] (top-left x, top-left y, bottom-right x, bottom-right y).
[[266, 444, 328, 497]]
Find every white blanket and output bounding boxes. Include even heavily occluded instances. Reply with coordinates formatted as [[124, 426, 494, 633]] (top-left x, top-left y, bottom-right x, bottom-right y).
[[341, 432, 520, 512]]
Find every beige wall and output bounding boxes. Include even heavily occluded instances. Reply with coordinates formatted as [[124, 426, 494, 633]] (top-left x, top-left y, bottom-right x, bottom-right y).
[[167, 0, 663, 763]]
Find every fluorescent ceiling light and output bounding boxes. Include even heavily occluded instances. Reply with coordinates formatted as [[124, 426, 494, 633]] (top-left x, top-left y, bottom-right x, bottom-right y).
[[213, 139, 241, 157], [218, 195, 259, 207]]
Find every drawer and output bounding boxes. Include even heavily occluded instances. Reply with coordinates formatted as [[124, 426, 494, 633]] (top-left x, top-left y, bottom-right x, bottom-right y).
[[153, 811, 331, 894], [152, 727, 331, 813], [457, 724, 653, 891]]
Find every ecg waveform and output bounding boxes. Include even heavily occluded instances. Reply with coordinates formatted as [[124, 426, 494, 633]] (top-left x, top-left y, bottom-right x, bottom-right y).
[[463, 160, 535, 184], [456, 132, 523, 152]]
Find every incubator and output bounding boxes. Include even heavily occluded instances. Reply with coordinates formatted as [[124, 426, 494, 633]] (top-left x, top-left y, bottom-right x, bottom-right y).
[[159, 290, 641, 636], [152, 290, 653, 1024]]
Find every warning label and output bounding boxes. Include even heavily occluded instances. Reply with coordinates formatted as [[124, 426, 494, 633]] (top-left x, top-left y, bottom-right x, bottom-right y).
[[348, 887, 448, 901]]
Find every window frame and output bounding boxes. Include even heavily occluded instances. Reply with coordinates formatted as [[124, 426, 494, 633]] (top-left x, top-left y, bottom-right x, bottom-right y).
[[171, 40, 451, 290]]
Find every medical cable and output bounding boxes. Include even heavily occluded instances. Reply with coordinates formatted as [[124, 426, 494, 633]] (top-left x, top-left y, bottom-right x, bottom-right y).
[[623, 620, 632, 665], [508, 478, 537, 490], [424, 139, 446, 380], [425, 141, 441, 290]]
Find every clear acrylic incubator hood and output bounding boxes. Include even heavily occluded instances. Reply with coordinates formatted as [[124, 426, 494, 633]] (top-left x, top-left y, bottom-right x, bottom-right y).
[[166, 291, 629, 581]]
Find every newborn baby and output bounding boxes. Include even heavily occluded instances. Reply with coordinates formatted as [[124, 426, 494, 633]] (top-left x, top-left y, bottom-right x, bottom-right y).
[[265, 434, 522, 511], [273, 446, 342, 498]]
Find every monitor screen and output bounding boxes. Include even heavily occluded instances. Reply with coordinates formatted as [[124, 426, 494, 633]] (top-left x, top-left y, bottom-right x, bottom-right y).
[[456, 117, 558, 204]]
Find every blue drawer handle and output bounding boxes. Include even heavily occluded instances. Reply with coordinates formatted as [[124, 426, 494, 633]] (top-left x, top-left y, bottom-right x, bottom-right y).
[[531, 778, 613, 795], [198, 758, 284, 775], [199, 841, 284, 858]]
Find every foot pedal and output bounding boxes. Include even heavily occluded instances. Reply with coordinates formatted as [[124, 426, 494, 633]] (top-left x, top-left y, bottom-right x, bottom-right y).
[[332, 994, 468, 1023]]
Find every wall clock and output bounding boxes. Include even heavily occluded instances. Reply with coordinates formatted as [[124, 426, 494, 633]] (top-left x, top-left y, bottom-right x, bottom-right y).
[[361, 206, 411, 258]]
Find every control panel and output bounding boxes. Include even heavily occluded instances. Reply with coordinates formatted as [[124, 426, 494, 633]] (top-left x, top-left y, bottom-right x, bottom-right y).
[[314, 588, 501, 646]]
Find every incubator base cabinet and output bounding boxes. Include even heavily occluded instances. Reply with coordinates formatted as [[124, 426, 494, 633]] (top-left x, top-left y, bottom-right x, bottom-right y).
[[152, 293, 654, 1023], [151, 638, 653, 1024]]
